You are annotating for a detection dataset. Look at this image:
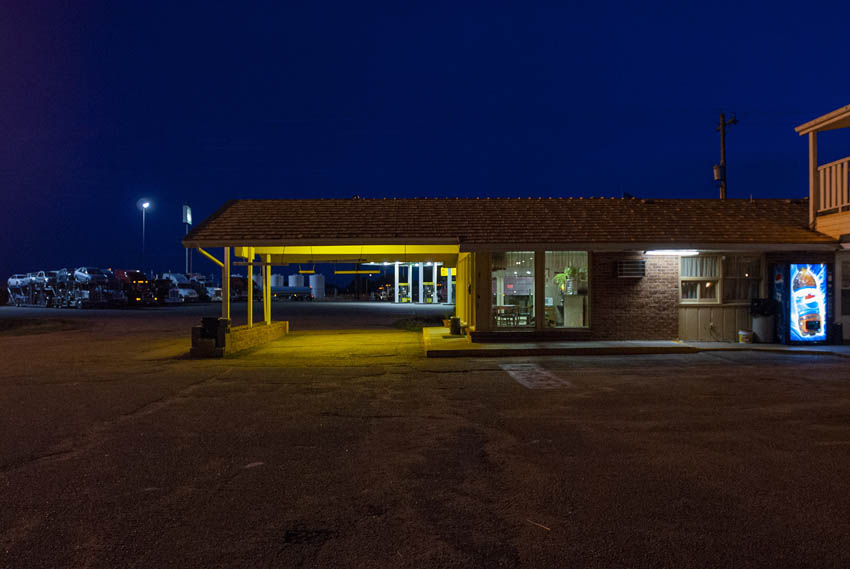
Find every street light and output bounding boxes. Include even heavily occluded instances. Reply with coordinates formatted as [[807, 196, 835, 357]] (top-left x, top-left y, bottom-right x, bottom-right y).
[[137, 199, 151, 254]]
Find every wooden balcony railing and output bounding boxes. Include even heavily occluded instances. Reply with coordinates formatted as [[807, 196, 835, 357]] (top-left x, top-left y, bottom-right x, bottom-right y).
[[818, 156, 850, 213]]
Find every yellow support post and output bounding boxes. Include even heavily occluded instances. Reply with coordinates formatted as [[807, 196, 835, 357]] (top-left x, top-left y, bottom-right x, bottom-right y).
[[246, 247, 254, 328], [222, 247, 230, 321], [265, 254, 272, 324]]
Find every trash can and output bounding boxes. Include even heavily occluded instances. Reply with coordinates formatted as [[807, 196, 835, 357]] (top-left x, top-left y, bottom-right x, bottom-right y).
[[449, 317, 461, 335], [752, 315, 775, 343], [201, 317, 230, 347], [201, 317, 220, 339]]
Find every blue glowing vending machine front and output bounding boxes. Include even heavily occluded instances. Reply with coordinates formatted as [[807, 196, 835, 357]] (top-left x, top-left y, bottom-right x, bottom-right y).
[[773, 263, 829, 344]]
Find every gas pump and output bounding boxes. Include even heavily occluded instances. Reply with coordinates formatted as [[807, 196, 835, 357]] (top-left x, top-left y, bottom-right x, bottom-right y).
[[423, 282, 435, 303]]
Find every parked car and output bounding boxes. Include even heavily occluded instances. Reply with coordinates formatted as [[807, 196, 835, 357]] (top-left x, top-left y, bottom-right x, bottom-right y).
[[7, 274, 27, 288], [74, 267, 110, 284], [26, 271, 48, 285]]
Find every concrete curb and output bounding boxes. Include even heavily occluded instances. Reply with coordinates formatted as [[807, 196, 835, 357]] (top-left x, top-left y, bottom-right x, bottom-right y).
[[426, 344, 850, 359], [422, 328, 850, 359], [426, 345, 701, 358], [684, 345, 850, 359]]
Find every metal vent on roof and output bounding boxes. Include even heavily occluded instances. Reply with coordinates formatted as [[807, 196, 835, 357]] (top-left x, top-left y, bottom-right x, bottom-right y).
[[617, 259, 646, 278]]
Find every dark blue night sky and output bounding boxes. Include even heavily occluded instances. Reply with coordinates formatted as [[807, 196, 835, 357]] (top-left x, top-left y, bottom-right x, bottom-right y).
[[3, 1, 850, 278]]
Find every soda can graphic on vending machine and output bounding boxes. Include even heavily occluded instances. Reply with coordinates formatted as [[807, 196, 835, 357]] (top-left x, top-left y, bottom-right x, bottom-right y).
[[789, 264, 827, 343]]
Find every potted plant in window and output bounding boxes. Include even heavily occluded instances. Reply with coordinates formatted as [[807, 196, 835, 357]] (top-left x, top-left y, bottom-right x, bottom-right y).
[[750, 297, 779, 343], [553, 266, 587, 295], [553, 267, 575, 295]]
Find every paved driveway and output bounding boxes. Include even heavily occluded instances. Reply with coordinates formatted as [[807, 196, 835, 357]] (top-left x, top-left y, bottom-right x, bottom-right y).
[[1, 309, 850, 568]]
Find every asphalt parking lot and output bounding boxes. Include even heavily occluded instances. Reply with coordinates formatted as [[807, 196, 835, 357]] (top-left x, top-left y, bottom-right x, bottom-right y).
[[1, 303, 850, 568]]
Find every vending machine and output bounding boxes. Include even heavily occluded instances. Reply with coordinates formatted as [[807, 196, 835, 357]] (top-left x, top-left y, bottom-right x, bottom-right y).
[[772, 263, 831, 344]]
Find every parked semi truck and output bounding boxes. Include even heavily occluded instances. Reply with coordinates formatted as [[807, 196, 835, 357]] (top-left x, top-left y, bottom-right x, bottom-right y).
[[113, 269, 157, 305]]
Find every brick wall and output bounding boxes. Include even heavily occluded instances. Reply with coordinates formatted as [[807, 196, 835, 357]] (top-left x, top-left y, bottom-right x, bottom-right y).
[[228, 321, 289, 354], [473, 249, 839, 343], [589, 253, 679, 340]]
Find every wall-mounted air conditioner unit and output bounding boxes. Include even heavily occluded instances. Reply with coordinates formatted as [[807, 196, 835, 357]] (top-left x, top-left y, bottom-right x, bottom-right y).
[[617, 259, 646, 278]]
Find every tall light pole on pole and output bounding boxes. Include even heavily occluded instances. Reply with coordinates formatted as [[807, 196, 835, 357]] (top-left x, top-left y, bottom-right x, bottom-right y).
[[137, 198, 152, 255], [183, 203, 193, 274], [142, 201, 150, 253]]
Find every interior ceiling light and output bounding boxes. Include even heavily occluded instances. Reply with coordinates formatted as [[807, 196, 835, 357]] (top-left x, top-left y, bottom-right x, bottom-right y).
[[645, 249, 699, 256]]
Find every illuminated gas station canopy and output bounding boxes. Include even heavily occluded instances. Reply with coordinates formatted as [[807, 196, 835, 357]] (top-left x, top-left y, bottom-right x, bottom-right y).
[[233, 244, 460, 266]]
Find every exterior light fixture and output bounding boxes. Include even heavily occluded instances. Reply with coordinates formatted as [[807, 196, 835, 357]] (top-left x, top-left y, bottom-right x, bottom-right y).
[[645, 249, 699, 256], [136, 198, 152, 254]]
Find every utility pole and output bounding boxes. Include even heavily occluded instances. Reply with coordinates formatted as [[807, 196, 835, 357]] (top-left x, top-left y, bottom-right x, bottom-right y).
[[714, 112, 738, 200]]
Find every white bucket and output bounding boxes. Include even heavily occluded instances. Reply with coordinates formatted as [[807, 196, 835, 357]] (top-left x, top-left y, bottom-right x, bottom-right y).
[[737, 330, 754, 344]]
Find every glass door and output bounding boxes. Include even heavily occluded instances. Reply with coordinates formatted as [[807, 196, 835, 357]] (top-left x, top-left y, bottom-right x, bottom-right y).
[[491, 251, 535, 328]]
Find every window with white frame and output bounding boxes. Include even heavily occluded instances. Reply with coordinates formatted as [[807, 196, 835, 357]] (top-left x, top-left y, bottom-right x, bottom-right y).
[[680, 255, 719, 303], [680, 254, 762, 304], [722, 255, 761, 302]]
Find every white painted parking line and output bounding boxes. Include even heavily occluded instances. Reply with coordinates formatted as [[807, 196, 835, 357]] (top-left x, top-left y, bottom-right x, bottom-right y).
[[500, 363, 572, 389]]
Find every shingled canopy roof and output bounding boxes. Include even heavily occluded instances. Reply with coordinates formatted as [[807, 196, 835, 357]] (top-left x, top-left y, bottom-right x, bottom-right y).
[[183, 198, 836, 249]]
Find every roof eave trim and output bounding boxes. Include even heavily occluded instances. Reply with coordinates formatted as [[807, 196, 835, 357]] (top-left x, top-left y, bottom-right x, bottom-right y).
[[458, 242, 838, 252], [795, 104, 850, 135], [182, 237, 462, 248]]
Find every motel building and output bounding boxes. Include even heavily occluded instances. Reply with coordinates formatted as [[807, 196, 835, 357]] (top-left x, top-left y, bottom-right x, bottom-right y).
[[184, 196, 844, 356], [182, 104, 850, 355]]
